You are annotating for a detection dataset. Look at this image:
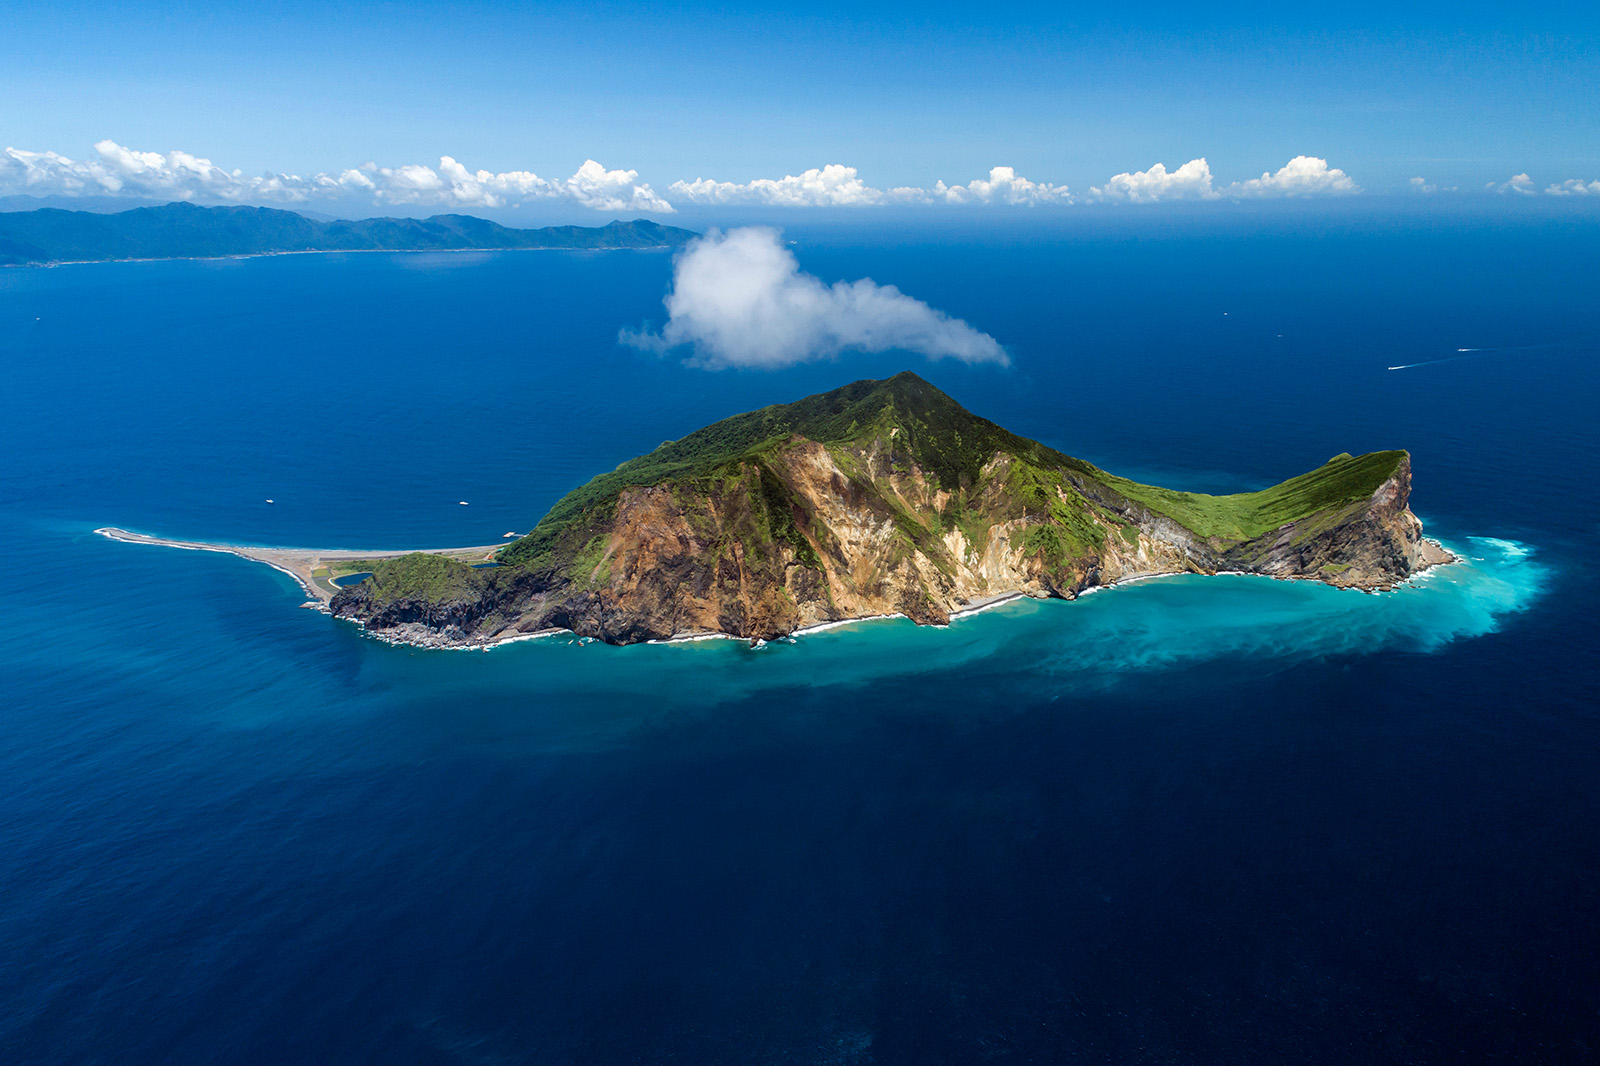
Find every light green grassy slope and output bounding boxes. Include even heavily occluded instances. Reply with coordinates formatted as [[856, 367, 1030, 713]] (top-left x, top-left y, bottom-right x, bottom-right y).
[[1099, 450, 1407, 542]]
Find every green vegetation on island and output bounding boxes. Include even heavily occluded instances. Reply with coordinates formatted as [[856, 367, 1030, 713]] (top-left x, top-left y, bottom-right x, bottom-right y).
[[334, 372, 1438, 646], [359, 552, 492, 602], [498, 372, 1402, 575], [1102, 450, 1408, 542], [499, 372, 1099, 569]]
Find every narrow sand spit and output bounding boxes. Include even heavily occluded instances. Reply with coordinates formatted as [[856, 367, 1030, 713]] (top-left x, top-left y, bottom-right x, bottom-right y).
[[95, 528, 504, 603]]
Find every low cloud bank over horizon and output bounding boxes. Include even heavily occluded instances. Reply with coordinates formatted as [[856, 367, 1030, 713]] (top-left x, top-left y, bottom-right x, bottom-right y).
[[0, 141, 673, 213], [1, 142, 1353, 213], [7, 141, 1596, 213], [621, 227, 1008, 370], [668, 165, 1073, 207], [1488, 173, 1600, 196], [1089, 156, 1359, 201]]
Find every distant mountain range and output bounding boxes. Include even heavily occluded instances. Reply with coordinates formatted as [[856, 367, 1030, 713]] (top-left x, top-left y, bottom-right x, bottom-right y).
[[0, 202, 698, 266]]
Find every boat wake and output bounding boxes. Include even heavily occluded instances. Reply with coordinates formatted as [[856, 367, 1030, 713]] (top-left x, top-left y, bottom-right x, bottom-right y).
[[1388, 343, 1555, 371]]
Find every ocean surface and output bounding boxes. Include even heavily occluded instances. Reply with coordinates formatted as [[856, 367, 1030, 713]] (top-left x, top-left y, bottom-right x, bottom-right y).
[[1, 215, 1597, 1064]]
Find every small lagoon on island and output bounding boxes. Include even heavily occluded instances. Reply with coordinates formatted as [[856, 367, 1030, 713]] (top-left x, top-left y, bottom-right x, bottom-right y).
[[1, 215, 1597, 1064]]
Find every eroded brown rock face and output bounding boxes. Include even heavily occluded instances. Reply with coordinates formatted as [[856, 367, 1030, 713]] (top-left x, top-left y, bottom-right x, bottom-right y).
[[1076, 453, 1451, 592], [1214, 455, 1453, 589], [332, 440, 1452, 648]]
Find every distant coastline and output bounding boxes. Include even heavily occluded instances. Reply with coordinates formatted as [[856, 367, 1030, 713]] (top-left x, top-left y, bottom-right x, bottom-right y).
[[16, 244, 681, 270], [0, 202, 696, 267]]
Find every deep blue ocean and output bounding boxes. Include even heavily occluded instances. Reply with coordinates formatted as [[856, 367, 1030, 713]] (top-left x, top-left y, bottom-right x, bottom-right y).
[[2, 214, 1597, 1064]]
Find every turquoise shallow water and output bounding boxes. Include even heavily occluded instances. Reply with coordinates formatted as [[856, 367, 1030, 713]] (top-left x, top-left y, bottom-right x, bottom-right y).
[[419, 534, 1547, 714], [1, 218, 1597, 1063]]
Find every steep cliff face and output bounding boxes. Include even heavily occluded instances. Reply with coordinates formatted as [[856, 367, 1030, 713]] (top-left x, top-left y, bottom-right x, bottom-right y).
[[1071, 452, 1451, 591], [1213, 455, 1453, 588], [331, 373, 1453, 647]]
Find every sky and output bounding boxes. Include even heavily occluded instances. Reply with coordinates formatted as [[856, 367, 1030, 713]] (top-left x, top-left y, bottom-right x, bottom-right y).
[[3, 1, 1599, 220]]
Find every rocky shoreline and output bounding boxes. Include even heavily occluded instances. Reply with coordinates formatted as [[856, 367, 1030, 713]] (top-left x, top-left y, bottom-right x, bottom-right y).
[[99, 526, 1458, 654], [328, 536, 1460, 652]]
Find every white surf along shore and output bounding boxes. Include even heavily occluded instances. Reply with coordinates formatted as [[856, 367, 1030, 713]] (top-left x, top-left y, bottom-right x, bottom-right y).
[[98, 527, 1463, 652]]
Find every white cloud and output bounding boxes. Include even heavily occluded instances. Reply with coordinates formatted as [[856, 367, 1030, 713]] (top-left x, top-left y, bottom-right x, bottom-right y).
[[0, 142, 674, 212], [669, 165, 885, 207], [1408, 176, 1459, 195], [44, 144, 1596, 214], [670, 164, 1069, 207], [1, 141, 252, 201], [1091, 156, 1357, 201], [1090, 156, 1360, 202], [1090, 158, 1220, 202], [1545, 178, 1600, 196], [620, 227, 1007, 369], [1489, 173, 1536, 196], [349, 156, 673, 212], [1487, 173, 1600, 196], [563, 159, 675, 212], [915, 167, 1072, 206], [1226, 155, 1359, 197]]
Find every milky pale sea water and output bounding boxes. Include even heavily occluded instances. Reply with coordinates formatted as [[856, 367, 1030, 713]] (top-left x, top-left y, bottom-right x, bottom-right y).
[[1, 215, 1597, 1064]]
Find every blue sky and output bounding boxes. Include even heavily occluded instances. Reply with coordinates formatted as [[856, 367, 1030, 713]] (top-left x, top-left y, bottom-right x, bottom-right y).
[[4, 1, 1598, 218]]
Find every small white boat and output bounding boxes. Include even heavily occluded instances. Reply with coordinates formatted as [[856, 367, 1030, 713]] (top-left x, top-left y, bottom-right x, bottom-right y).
[[458, 501, 469, 506], [265, 499, 274, 504]]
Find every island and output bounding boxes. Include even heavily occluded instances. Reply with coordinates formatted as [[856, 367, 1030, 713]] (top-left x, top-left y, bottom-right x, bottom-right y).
[[0, 202, 696, 266], [293, 372, 1451, 647]]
